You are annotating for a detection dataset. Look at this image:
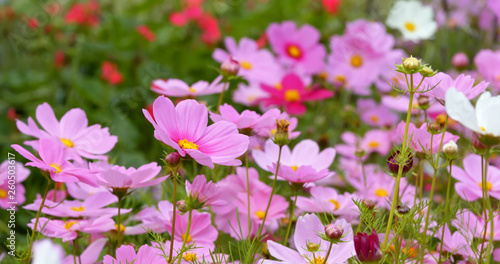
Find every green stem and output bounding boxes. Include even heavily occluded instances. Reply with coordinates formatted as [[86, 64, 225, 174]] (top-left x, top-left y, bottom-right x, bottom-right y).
[[283, 190, 298, 246], [438, 161, 453, 263], [216, 82, 229, 114], [484, 148, 494, 264], [255, 146, 283, 240], [245, 152, 252, 240], [168, 167, 180, 264], [420, 116, 448, 264], [356, 216, 363, 234], [414, 160, 423, 205], [27, 180, 52, 262], [177, 209, 193, 264], [324, 241, 334, 263], [480, 155, 487, 263]]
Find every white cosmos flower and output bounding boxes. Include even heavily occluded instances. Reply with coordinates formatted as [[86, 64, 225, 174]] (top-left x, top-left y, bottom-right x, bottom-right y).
[[386, 0, 438, 42], [446, 87, 500, 137]]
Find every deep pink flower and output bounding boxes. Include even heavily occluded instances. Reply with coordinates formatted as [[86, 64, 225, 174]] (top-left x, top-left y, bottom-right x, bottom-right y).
[[151, 76, 223, 97], [322, 0, 341, 14], [452, 154, 500, 201], [12, 139, 99, 187], [186, 174, 225, 207], [143, 96, 249, 168], [136, 25, 155, 42], [15, 102, 117, 161], [101, 61, 123, 85], [0, 160, 30, 209], [354, 230, 383, 263], [65, 0, 99, 27], [103, 244, 167, 264], [263, 214, 355, 264], [97, 162, 167, 190], [259, 73, 333, 115], [267, 21, 326, 74], [210, 104, 280, 131]]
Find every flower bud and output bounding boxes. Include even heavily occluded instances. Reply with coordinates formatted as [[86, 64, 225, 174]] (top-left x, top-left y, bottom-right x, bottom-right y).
[[325, 223, 344, 240], [402, 56, 421, 72], [397, 205, 410, 215], [166, 152, 181, 166], [427, 122, 441, 134], [221, 56, 240, 76], [419, 66, 437, 77], [354, 230, 383, 263], [362, 199, 376, 210], [417, 96, 429, 109], [387, 151, 413, 175], [177, 200, 189, 213], [274, 119, 290, 146], [306, 242, 319, 252], [442, 140, 458, 159], [355, 148, 367, 158], [451, 52, 469, 70]]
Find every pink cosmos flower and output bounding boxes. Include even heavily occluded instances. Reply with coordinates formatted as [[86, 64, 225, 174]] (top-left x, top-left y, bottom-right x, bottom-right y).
[[296, 186, 358, 220], [254, 111, 301, 140], [101, 61, 123, 85], [436, 224, 473, 257], [29, 216, 115, 242], [167, 210, 219, 248], [335, 130, 391, 160], [186, 174, 225, 207], [97, 162, 166, 191], [263, 214, 356, 264], [24, 191, 128, 218], [66, 181, 109, 200], [143, 96, 249, 168], [232, 82, 268, 107], [259, 73, 333, 115], [213, 37, 281, 83], [267, 21, 326, 74], [136, 25, 155, 42], [12, 139, 99, 187], [103, 244, 167, 264], [210, 104, 280, 131], [382, 93, 445, 117], [158, 241, 232, 264], [151, 76, 224, 98], [126, 200, 173, 235], [474, 49, 500, 91], [425, 72, 489, 102], [452, 154, 500, 201], [16, 102, 117, 161], [0, 160, 30, 209], [253, 139, 336, 183], [395, 122, 460, 154], [453, 209, 500, 241], [356, 99, 399, 127]]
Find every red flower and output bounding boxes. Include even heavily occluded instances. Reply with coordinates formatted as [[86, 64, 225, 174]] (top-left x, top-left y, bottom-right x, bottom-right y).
[[136, 25, 155, 42], [7, 108, 18, 121], [27, 18, 39, 29], [54, 50, 65, 68], [65, 0, 100, 27], [101, 61, 123, 85], [322, 0, 341, 15], [256, 32, 268, 49], [354, 230, 383, 263]]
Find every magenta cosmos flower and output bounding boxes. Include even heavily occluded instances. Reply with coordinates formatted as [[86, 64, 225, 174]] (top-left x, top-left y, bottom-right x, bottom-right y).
[[186, 174, 225, 208], [16, 102, 117, 161], [103, 244, 167, 264], [263, 214, 356, 264], [12, 138, 99, 187], [253, 139, 336, 183], [151, 76, 223, 98], [143, 96, 249, 168], [259, 73, 333, 115], [0, 160, 30, 209], [212, 37, 280, 83], [267, 21, 326, 74], [97, 162, 166, 191], [452, 154, 500, 201]]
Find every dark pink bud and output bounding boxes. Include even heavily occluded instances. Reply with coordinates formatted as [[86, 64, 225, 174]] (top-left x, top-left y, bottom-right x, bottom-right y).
[[325, 223, 343, 239], [166, 152, 181, 166], [221, 56, 239, 76], [354, 230, 383, 263], [451, 52, 468, 70]]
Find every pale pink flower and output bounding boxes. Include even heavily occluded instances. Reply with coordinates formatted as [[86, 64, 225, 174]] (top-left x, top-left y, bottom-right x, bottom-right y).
[[335, 130, 391, 160], [143, 96, 249, 168], [210, 104, 280, 131], [97, 162, 166, 191], [296, 186, 358, 220], [186, 174, 225, 207], [425, 72, 488, 102], [167, 210, 219, 248], [452, 154, 500, 201], [395, 122, 460, 154], [0, 160, 30, 209], [232, 82, 268, 107], [29, 216, 115, 242], [254, 111, 301, 140], [103, 244, 167, 264], [436, 224, 473, 257], [356, 99, 399, 127], [126, 200, 173, 235], [474, 49, 500, 91], [151, 76, 224, 97]]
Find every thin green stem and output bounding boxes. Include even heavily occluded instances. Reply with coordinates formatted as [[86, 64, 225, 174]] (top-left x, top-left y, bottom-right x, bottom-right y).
[[216, 82, 229, 114], [255, 146, 283, 240], [438, 161, 453, 263], [245, 152, 252, 240], [27, 180, 52, 262], [324, 241, 334, 263], [117, 197, 122, 245], [480, 155, 487, 263], [356, 216, 363, 234], [177, 209, 193, 264], [168, 167, 180, 264], [420, 116, 448, 264], [484, 148, 494, 264], [283, 190, 298, 246], [414, 160, 423, 205]]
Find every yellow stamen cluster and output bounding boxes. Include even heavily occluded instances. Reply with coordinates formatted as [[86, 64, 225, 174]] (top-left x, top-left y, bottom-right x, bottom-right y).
[[375, 188, 389, 197], [183, 252, 197, 261], [328, 199, 340, 210], [240, 61, 253, 70], [287, 45, 301, 58], [178, 139, 199, 150], [405, 22, 416, 32], [182, 233, 193, 243], [255, 210, 265, 219], [284, 89, 300, 102], [64, 220, 78, 230], [479, 181, 493, 191], [350, 55, 363, 68], [49, 163, 62, 173], [70, 206, 85, 212], [60, 138, 75, 148]]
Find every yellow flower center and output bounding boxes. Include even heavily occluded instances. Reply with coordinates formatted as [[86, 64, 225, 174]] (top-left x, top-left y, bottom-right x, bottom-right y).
[[270, 129, 277, 135], [350, 55, 363, 68], [0, 189, 7, 199], [284, 89, 300, 102], [115, 224, 125, 232], [71, 206, 85, 212], [183, 252, 197, 261], [182, 233, 192, 243], [49, 163, 62, 173], [480, 126, 486, 132], [309, 256, 325, 264], [334, 74, 347, 86], [290, 165, 299, 171], [246, 95, 256, 103], [188, 87, 197, 93], [319, 71, 328, 80], [287, 45, 301, 58], [255, 210, 265, 219], [178, 139, 199, 150], [375, 188, 389, 197], [496, 74, 500, 81], [275, 83, 282, 90], [64, 220, 78, 230], [240, 60, 253, 70], [367, 141, 380, 148], [479, 181, 493, 191], [60, 138, 74, 148], [369, 115, 380, 123], [328, 199, 340, 210], [405, 22, 416, 32]]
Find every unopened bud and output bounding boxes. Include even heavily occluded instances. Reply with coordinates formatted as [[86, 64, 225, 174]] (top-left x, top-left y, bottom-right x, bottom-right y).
[[325, 224, 344, 240], [306, 242, 320, 252], [221, 56, 240, 76], [362, 199, 376, 210], [402, 56, 421, 72], [177, 200, 189, 213], [355, 148, 367, 158], [397, 205, 410, 215], [427, 122, 441, 134], [417, 96, 429, 108], [387, 151, 413, 175], [451, 52, 469, 70], [166, 152, 181, 166], [442, 140, 458, 159], [274, 119, 290, 146], [419, 66, 437, 77], [435, 114, 447, 126]]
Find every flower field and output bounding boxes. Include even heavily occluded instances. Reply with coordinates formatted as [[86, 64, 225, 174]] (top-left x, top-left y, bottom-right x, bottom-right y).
[[2, 0, 500, 263]]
